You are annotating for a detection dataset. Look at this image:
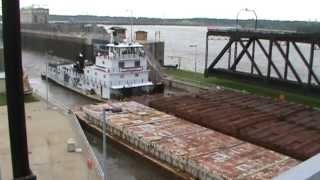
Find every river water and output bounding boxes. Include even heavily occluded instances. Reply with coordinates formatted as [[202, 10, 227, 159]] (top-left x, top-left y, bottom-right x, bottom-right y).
[[22, 51, 179, 180]]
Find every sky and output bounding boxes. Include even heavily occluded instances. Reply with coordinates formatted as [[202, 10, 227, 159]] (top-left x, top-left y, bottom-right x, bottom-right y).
[[20, 0, 320, 21]]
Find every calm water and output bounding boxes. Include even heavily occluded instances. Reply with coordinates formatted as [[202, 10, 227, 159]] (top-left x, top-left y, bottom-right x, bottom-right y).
[[22, 51, 179, 180]]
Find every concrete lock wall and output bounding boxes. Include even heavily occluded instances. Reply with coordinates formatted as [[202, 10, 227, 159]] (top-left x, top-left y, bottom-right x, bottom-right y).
[[21, 31, 95, 62], [143, 41, 165, 66]]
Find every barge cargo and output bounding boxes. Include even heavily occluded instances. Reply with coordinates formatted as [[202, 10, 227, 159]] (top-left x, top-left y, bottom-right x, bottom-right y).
[[74, 101, 299, 180], [148, 90, 320, 161]]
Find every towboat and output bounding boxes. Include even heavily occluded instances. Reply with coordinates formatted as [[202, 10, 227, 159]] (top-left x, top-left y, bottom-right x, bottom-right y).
[[42, 42, 154, 100]]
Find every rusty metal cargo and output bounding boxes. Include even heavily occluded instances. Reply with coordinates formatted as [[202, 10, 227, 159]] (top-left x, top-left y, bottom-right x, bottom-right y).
[[149, 89, 320, 160]]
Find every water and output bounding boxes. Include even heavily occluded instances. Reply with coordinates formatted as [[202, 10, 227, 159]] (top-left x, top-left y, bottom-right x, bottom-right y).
[[22, 51, 179, 180], [85, 131, 180, 180]]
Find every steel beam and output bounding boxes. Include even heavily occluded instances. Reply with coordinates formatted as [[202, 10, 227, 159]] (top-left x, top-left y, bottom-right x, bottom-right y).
[[231, 39, 253, 70], [234, 41, 238, 69], [309, 43, 315, 85], [228, 44, 232, 69], [238, 40, 263, 76], [274, 41, 302, 84], [284, 41, 290, 80], [256, 39, 283, 79], [292, 42, 320, 85], [251, 40, 256, 74], [207, 39, 234, 70], [1, 0, 36, 179]]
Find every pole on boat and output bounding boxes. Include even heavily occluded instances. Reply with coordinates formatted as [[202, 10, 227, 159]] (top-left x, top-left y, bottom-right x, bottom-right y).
[[126, 9, 134, 42]]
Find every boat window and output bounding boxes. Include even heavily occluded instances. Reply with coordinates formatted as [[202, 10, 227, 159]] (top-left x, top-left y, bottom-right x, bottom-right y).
[[117, 48, 120, 56], [134, 60, 140, 67], [120, 74, 124, 79], [121, 48, 129, 55], [119, 61, 125, 68], [135, 73, 139, 77]]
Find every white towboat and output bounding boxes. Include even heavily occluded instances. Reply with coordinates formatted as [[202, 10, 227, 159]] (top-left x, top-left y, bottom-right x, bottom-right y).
[[42, 42, 154, 100]]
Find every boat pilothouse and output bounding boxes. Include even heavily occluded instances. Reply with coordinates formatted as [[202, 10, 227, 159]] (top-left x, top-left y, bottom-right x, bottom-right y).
[[45, 42, 153, 100]]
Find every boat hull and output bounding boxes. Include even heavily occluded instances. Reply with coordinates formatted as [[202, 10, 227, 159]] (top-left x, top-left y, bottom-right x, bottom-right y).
[[43, 73, 162, 101]]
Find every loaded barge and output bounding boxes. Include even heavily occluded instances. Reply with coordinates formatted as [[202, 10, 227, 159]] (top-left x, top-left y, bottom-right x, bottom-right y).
[[74, 101, 300, 180]]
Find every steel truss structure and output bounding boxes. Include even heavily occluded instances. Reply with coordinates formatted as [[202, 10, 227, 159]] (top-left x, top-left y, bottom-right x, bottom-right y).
[[205, 28, 320, 92]]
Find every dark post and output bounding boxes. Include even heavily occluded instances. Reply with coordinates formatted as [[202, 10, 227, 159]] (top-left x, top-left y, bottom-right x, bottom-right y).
[[234, 41, 238, 71], [1, 0, 36, 179], [228, 42, 232, 70], [251, 39, 256, 74], [284, 41, 290, 80], [267, 40, 273, 80], [308, 43, 315, 85]]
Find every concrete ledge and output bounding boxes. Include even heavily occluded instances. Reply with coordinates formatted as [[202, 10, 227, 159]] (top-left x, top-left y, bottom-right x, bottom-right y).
[[273, 154, 320, 180], [0, 101, 101, 180]]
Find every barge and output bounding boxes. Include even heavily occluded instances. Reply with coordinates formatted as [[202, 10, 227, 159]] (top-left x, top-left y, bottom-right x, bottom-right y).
[[74, 101, 299, 180], [149, 90, 320, 161]]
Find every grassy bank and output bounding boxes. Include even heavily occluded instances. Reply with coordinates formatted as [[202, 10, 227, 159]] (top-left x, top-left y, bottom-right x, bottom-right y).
[[0, 93, 6, 106], [0, 93, 39, 106], [165, 69, 320, 108]]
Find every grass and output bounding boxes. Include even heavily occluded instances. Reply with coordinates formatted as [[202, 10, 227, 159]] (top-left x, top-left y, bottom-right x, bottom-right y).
[[0, 93, 39, 106], [165, 69, 320, 108], [0, 93, 6, 106]]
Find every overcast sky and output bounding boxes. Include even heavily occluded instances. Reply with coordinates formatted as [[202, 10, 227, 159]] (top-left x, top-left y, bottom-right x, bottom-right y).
[[20, 0, 320, 21]]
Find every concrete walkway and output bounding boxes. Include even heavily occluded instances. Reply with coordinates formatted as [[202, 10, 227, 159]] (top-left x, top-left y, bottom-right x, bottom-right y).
[[0, 101, 100, 180]]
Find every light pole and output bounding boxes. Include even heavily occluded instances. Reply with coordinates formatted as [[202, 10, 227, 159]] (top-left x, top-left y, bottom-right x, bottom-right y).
[[236, 8, 258, 74], [126, 9, 134, 42], [236, 8, 258, 30], [189, 44, 198, 72]]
